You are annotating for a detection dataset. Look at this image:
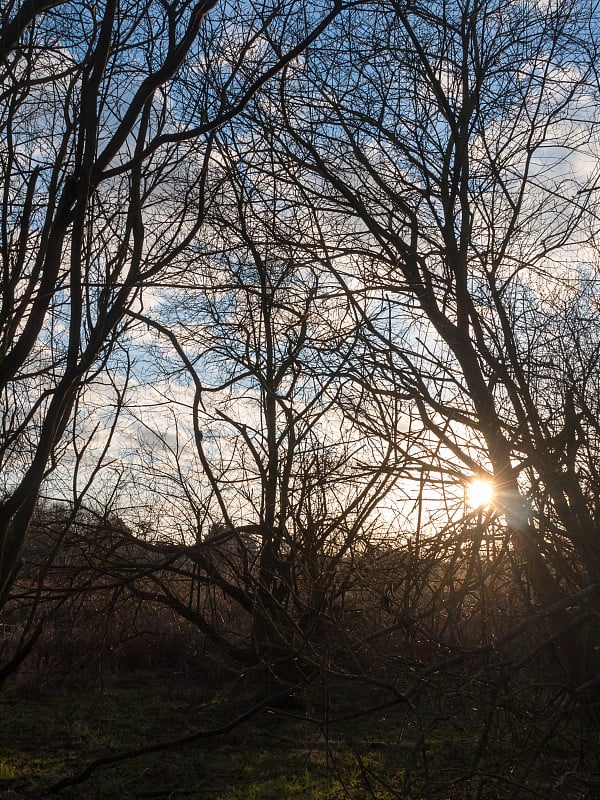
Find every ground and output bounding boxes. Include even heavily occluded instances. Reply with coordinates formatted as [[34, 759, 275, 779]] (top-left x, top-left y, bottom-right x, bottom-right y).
[[1, 673, 598, 799]]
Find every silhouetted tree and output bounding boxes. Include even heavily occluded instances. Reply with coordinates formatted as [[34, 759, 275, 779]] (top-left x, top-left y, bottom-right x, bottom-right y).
[[0, 0, 343, 601]]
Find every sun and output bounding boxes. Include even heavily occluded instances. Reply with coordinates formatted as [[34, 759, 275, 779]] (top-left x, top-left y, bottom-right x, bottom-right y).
[[467, 478, 494, 509]]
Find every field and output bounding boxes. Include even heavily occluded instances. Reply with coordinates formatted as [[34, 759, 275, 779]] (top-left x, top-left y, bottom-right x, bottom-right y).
[[1, 672, 598, 800]]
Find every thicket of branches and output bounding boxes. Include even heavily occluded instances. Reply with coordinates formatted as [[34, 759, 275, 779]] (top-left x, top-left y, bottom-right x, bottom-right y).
[[2, 0, 600, 796]]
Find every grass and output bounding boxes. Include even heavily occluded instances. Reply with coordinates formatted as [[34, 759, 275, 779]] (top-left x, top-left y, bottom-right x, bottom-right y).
[[1, 677, 402, 799], [1, 673, 599, 799]]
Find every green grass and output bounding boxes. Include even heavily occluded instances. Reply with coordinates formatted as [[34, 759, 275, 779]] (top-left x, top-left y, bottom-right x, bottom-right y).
[[1, 675, 599, 799], [0, 679, 403, 799]]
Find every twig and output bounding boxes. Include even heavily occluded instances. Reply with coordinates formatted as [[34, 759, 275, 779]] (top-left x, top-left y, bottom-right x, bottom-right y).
[[44, 691, 281, 794]]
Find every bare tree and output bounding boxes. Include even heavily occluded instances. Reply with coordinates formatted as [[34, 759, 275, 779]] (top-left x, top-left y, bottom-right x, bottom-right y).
[[0, 0, 344, 601], [240, 0, 600, 687], [83, 139, 410, 695]]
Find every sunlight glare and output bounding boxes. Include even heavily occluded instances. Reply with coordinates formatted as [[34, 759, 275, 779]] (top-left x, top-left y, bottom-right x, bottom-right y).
[[467, 478, 494, 509]]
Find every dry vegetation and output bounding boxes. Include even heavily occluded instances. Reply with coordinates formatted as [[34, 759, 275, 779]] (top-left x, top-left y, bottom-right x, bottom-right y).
[[2, 0, 600, 796]]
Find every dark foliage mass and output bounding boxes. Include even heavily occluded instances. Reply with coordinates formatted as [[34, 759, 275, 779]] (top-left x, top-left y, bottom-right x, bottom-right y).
[[1, 0, 600, 797]]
